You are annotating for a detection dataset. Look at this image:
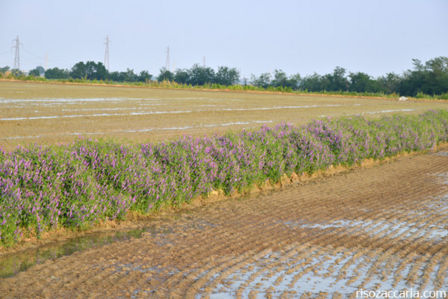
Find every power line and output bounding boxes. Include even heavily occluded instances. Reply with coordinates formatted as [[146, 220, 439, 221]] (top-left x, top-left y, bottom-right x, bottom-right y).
[[104, 35, 110, 70], [21, 47, 44, 64]]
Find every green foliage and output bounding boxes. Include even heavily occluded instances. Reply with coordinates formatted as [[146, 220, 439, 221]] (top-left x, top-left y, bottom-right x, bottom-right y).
[[109, 69, 139, 82], [45, 67, 70, 79], [157, 68, 174, 82], [215, 66, 240, 85], [271, 70, 300, 89], [398, 57, 448, 96], [349, 72, 379, 93], [29, 66, 45, 77], [2, 56, 447, 98], [138, 70, 152, 82], [188, 64, 215, 85], [439, 93, 448, 100], [71, 61, 107, 80], [10, 69, 25, 77], [174, 69, 190, 84], [251, 73, 271, 88], [0, 66, 10, 74]]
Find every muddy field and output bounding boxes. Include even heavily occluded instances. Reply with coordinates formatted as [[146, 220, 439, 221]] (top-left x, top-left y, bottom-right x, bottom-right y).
[[1, 81, 447, 150], [1, 151, 448, 298]]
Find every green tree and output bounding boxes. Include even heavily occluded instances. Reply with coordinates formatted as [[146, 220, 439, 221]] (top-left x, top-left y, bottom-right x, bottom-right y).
[[300, 73, 324, 91], [250, 73, 271, 88], [271, 70, 300, 89], [398, 57, 448, 96], [10, 69, 25, 77], [90, 61, 107, 80], [214, 66, 240, 86], [71, 61, 107, 80], [188, 64, 215, 85], [45, 67, 70, 79], [424, 56, 448, 95], [325, 67, 349, 91], [138, 70, 152, 82], [377, 73, 402, 94], [108, 71, 125, 82], [0, 66, 10, 74], [29, 66, 45, 77], [122, 69, 138, 82], [271, 70, 288, 87], [70, 61, 87, 79], [174, 69, 190, 84], [157, 68, 174, 82], [349, 72, 379, 93]]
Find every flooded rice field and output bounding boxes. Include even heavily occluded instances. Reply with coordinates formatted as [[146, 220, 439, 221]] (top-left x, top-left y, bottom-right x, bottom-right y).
[[1, 81, 447, 150], [1, 150, 448, 298]]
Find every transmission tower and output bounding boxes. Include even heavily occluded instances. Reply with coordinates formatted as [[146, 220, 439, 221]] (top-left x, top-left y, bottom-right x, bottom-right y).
[[202, 56, 206, 67], [165, 46, 170, 71], [12, 36, 20, 70], [104, 35, 110, 70]]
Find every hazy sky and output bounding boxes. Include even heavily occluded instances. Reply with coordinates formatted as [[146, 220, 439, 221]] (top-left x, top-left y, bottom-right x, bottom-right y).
[[0, 0, 447, 78]]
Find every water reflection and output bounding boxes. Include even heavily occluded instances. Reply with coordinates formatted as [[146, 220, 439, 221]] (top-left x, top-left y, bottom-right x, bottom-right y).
[[0, 225, 162, 278]]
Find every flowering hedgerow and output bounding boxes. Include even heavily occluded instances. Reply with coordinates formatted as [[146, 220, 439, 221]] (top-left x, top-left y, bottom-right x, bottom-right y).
[[1, 110, 448, 245]]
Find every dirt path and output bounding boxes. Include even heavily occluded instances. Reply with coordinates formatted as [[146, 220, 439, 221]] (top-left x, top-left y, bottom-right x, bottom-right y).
[[2, 152, 448, 298]]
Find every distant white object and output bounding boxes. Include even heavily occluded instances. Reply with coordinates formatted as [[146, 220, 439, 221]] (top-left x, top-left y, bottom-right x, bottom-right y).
[[398, 96, 408, 101]]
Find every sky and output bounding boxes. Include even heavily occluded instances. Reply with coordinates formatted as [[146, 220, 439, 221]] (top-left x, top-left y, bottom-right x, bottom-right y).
[[0, 0, 447, 78]]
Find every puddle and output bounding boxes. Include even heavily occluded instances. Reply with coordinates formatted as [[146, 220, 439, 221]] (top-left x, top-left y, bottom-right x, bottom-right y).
[[354, 109, 415, 115], [219, 104, 342, 112], [435, 151, 448, 157], [0, 216, 215, 279], [0, 98, 161, 104], [364, 109, 415, 114], [283, 217, 448, 242], [202, 120, 273, 128], [0, 110, 194, 121], [3, 135, 44, 140], [205, 245, 444, 298], [0, 103, 345, 121], [62, 107, 141, 112], [0, 225, 167, 278], [167, 97, 242, 101]]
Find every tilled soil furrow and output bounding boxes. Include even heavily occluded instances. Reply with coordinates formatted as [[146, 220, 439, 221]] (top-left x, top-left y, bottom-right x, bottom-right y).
[[162, 226, 288, 296], [233, 246, 306, 298], [356, 201, 447, 290], [204, 245, 300, 297], [389, 218, 448, 289], [418, 251, 445, 292]]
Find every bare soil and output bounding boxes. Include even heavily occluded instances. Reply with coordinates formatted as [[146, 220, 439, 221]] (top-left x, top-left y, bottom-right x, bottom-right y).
[[1, 151, 448, 298]]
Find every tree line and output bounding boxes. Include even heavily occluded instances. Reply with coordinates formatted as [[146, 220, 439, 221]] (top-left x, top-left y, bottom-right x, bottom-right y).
[[248, 57, 448, 97], [1, 56, 447, 97]]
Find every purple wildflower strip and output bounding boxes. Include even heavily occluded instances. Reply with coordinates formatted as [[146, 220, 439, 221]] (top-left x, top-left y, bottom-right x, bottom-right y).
[[0, 110, 447, 245]]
